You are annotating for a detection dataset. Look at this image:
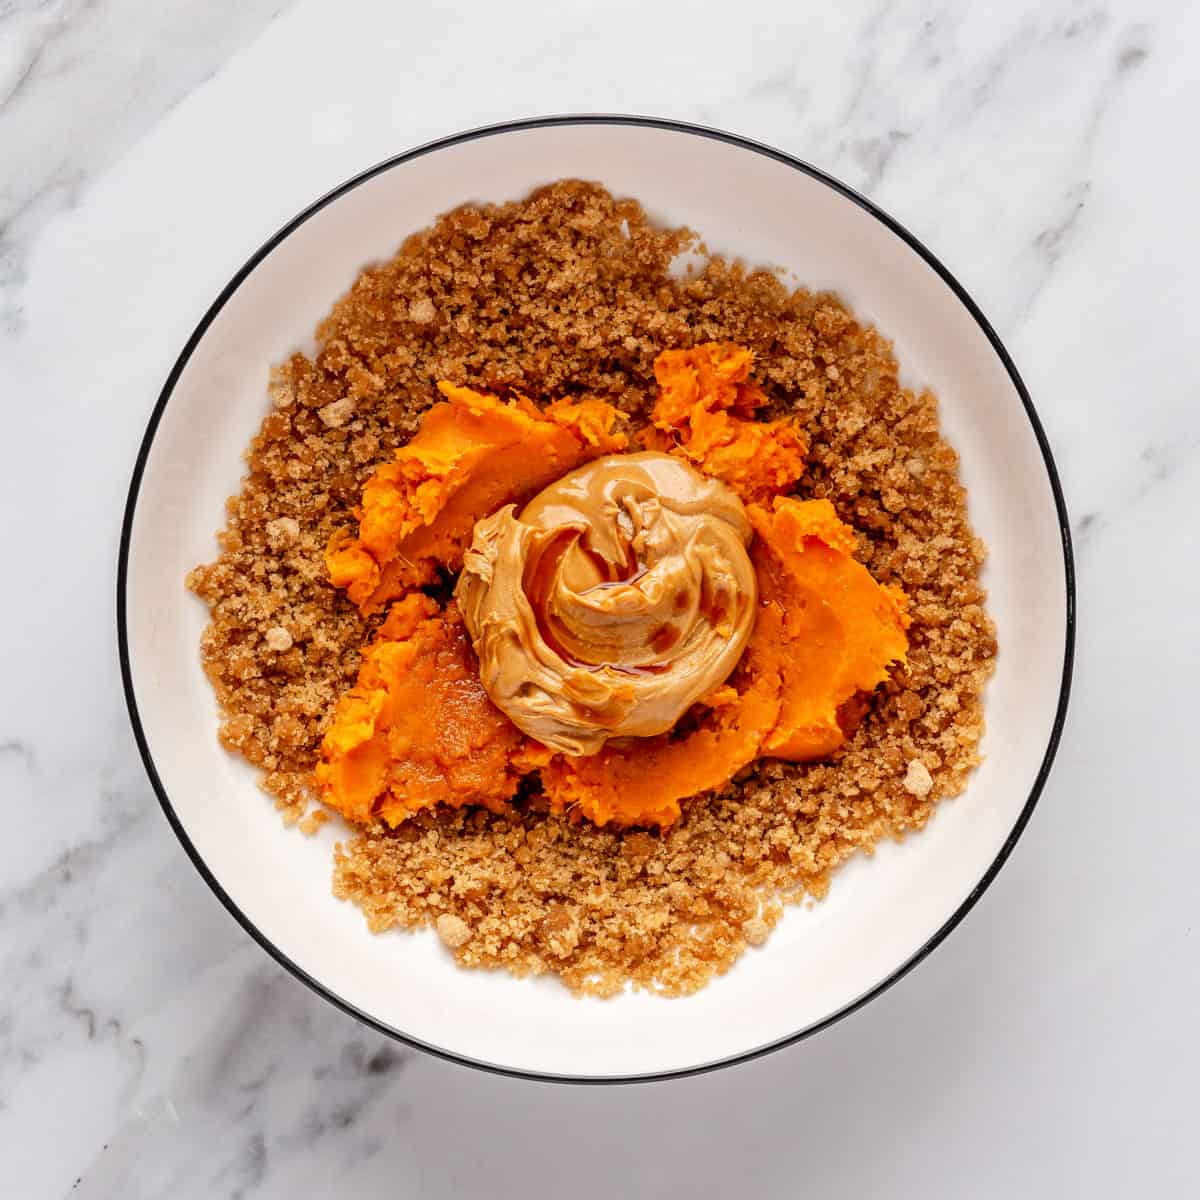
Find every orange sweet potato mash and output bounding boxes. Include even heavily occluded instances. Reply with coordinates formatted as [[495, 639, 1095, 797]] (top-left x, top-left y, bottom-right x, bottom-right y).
[[316, 346, 909, 831], [314, 593, 527, 826], [749, 496, 909, 760], [326, 382, 627, 614], [642, 343, 807, 502]]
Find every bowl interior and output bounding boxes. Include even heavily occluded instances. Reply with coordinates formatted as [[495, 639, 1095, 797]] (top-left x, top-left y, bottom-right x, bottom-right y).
[[122, 121, 1069, 1080]]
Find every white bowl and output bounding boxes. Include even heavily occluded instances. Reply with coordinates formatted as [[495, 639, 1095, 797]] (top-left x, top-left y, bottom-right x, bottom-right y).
[[119, 117, 1073, 1082]]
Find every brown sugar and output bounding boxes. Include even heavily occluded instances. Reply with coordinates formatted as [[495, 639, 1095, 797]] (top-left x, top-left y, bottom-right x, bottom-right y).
[[187, 180, 995, 996]]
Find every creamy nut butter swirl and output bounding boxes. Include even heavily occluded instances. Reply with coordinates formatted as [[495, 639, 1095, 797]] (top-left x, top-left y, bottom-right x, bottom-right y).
[[456, 451, 758, 755]]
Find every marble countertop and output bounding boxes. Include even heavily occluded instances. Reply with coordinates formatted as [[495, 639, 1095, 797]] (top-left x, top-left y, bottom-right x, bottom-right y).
[[3, 0, 1197, 1195]]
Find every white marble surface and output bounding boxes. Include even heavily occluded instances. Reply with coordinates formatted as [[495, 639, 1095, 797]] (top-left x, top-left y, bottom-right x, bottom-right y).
[[1, 0, 1197, 1194]]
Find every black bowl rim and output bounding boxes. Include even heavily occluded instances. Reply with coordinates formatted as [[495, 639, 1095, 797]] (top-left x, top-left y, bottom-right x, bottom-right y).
[[117, 113, 1075, 1085]]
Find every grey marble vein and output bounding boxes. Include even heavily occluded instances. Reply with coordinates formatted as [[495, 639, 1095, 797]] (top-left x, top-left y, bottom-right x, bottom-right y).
[[0, 0, 294, 331]]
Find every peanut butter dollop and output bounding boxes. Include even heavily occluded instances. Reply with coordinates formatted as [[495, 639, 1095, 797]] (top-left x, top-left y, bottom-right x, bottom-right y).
[[455, 452, 758, 755]]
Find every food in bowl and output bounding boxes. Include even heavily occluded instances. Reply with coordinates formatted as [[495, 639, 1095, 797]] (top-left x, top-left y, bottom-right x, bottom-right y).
[[186, 180, 995, 996]]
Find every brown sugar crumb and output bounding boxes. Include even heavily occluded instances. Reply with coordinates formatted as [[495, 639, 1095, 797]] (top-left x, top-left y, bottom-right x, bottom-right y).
[[408, 297, 436, 325], [298, 808, 330, 836], [742, 916, 771, 947], [903, 758, 934, 797], [319, 398, 356, 428], [436, 913, 473, 950], [264, 626, 293, 652], [189, 180, 995, 997]]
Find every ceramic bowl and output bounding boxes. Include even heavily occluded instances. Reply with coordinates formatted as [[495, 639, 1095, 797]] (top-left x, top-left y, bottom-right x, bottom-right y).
[[119, 116, 1073, 1082]]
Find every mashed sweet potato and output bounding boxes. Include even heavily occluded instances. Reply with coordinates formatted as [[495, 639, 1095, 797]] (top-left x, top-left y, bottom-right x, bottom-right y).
[[749, 497, 910, 760], [318, 348, 908, 832], [314, 594, 527, 826], [642, 342, 807, 502], [326, 383, 627, 613]]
